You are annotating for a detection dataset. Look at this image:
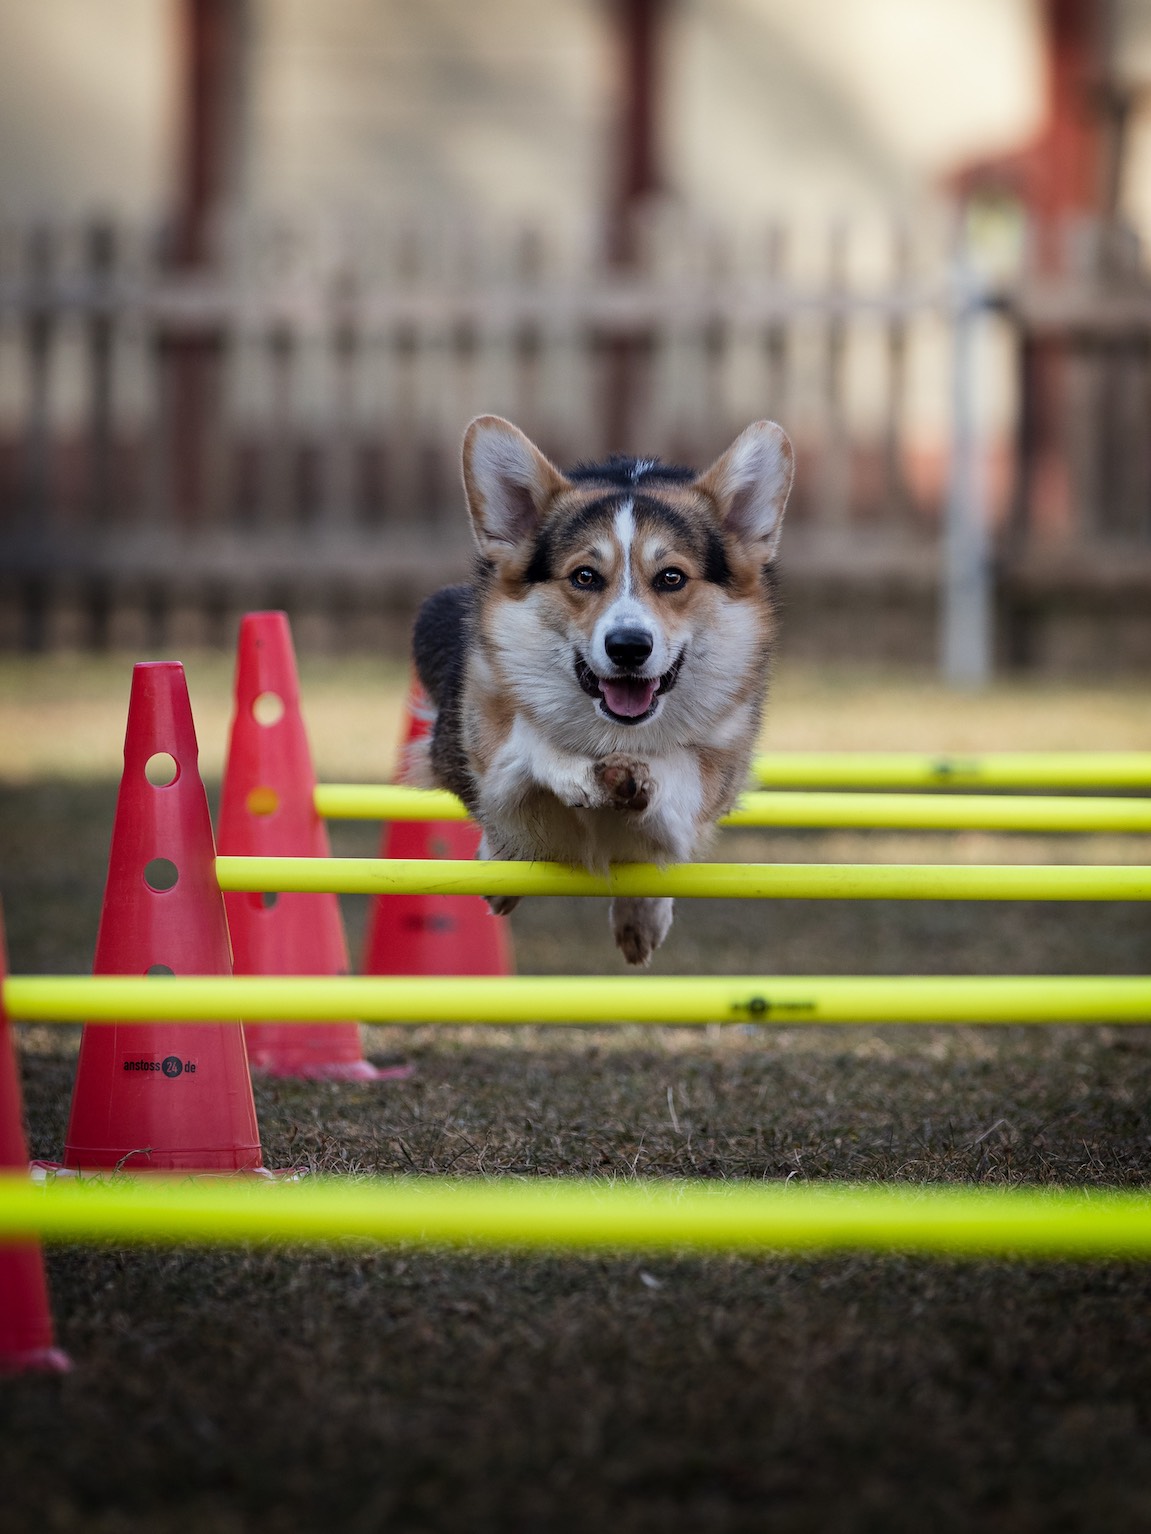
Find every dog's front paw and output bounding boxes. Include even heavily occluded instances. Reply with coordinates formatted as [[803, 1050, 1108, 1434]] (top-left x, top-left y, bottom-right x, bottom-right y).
[[594, 753, 654, 813]]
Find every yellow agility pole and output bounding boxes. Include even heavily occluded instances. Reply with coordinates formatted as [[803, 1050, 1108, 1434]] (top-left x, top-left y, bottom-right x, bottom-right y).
[[315, 784, 1151, 834], [2, 1174, 1151, 1260], [7, 974, 1151, 1027], [315, 785, 465, 821], [750, 751, 1151, 790], [6, 974, 1151, 1027], [214, 855, 1151, 902], [722, 792, 1151, 832]]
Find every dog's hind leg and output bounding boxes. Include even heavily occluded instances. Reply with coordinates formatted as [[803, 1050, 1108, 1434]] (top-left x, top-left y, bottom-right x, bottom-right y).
[[478, 831, 521, 918], [610, 896, 674, 967]]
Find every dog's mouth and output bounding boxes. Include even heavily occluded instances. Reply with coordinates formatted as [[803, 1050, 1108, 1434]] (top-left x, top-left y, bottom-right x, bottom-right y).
[[575, 652, 684, 723]]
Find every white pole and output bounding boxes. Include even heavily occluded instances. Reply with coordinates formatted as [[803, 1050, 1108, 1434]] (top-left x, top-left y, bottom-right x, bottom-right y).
[[942, 243, 993, 686]]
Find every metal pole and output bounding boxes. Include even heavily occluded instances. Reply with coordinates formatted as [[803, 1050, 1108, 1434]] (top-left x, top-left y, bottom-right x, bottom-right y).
[[942, 246, 993, 686], [212, 856, 1151, 902], [313, 783, 1151, 834], [7, 974, 1151, 1028], [4, 1174, 1151, 1260]]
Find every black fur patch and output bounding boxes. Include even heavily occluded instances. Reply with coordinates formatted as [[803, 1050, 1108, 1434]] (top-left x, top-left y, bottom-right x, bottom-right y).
[[521, 531, 554, 585], [565, 455, 695, 487], [704, 529, 734, 587], [524, 489, 736, 589], [412, 584, 470, 709], [411, 584, 479, 810]]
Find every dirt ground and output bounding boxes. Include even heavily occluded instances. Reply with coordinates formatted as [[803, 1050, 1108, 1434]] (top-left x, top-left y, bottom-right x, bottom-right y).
[[1, 659, 1150, 1533]]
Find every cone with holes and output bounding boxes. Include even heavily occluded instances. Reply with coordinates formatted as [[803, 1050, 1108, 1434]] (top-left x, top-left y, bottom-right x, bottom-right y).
[[62, 662, 265, 1173], [218, 611, 406, 1080], [362, 679, 514, 978], [0, 910, 71, 1372]]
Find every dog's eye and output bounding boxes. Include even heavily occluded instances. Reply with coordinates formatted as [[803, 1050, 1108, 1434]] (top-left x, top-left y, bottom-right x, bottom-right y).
[[654, 567, 687, 592], [570, 567, 602, 590]]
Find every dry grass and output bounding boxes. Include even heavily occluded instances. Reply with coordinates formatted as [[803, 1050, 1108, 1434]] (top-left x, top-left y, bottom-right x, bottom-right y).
[[1, 656, 1150, 1532]]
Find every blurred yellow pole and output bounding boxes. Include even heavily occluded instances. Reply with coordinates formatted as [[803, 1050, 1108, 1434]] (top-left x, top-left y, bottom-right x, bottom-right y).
[[314, 783, 1151, 833], [213, 856, 1151, 902], [749, 752, 1151, 789], [3, 1175, 1151, 1260], [7, 974, 1151, 1026]]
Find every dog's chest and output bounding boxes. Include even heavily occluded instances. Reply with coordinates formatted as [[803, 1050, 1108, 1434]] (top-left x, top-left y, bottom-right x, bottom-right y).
[[473, 709, 705, 867], [499, 783, 699, 868]]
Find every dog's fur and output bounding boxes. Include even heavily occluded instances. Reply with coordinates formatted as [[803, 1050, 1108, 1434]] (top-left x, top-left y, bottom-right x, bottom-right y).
[[410, 415, 793, 965]]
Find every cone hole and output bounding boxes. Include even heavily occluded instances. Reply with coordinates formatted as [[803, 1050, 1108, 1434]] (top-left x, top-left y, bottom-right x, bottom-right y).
[[146, 964, 175, 976], [252, 691, 285, 726], [246, 786, 280, 816], [144, 858, 179, 892], [144, 752, 179, 787]]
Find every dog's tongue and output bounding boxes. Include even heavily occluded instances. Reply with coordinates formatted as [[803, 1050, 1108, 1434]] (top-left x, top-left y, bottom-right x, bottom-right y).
[[601, 676, 659, 718]]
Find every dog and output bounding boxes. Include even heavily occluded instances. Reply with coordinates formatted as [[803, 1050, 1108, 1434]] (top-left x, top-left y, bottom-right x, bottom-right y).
[[410, 414, 793, 965]]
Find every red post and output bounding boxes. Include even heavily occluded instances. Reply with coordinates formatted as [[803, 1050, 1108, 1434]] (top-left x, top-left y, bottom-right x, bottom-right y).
[[165, 0, 250, 526], [171, 0, 250, 267], [603, 0, 670, 452], [607, 0, 667, 265]]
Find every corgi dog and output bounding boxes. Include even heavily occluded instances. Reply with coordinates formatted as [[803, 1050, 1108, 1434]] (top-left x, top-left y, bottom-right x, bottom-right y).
[[410, 414, 793, 965]]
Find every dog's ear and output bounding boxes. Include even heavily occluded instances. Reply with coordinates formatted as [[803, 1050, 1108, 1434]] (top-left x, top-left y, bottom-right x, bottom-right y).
[[694, 420, 793, 561], [463, 416, 568, 559]]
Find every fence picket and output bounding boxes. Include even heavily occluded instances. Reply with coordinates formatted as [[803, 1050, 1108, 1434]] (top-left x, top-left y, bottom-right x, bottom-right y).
[[1, 211, 1148, 660]]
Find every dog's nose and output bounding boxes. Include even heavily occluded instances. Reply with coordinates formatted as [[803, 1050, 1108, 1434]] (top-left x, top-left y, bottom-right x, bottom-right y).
[[604, 627, 654, 670]]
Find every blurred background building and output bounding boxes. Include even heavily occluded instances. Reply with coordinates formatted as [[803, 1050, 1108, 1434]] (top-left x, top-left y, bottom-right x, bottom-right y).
[[1, 0, 1149, 675]]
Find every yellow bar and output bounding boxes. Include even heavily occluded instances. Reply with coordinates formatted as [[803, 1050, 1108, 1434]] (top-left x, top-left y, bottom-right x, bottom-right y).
[[316, 784, 1151, 834], [214, 855, 1151, 902], [316, 785, 468, 821], [2, 1174, 1151, 1259], [721, 790, 1151, 832], [751, 751, 1151, 790], [6, 974, 1151, 1026]]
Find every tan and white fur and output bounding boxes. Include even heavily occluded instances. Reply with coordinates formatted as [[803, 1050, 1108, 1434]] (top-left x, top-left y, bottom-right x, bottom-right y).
[[410, 415, 793, 965]]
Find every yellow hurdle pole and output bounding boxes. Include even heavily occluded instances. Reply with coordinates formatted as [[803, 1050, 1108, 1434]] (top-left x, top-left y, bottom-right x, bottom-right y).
[[7, 974, 1151, 1027], [315, 785, 467, 821], [315, 784, 1151, 834], [214, 855, 1151, 902], [750, 752, 1151, 790], [2, 1174, 1151, 1259]]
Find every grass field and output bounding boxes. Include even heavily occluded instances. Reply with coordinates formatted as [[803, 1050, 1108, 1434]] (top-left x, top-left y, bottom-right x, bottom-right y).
[[2, 653, 1151, 1533]]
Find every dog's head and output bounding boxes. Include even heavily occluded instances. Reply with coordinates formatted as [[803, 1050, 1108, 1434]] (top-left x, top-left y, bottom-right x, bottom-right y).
[[462, 415, 793, 743]]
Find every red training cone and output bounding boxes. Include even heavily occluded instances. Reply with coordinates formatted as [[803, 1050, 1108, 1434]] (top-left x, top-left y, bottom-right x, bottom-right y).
[[0, 909, 71, 1372], [218, 611, 406, 1080], [62, 662, 265, 1173], [362, 679, 514, 977]]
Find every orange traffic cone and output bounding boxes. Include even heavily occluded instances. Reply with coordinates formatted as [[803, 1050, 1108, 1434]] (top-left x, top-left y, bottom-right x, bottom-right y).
[[218, 612, 407, 1080], [362, 679, 514, 977], [0, 910, 71, 1373], [62, 662, 265, 1173]]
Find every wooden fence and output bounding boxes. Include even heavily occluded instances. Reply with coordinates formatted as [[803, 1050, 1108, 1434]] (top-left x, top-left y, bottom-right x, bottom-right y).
[[1, 212, 1149, 668], [998, 222, 1151, 668]]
